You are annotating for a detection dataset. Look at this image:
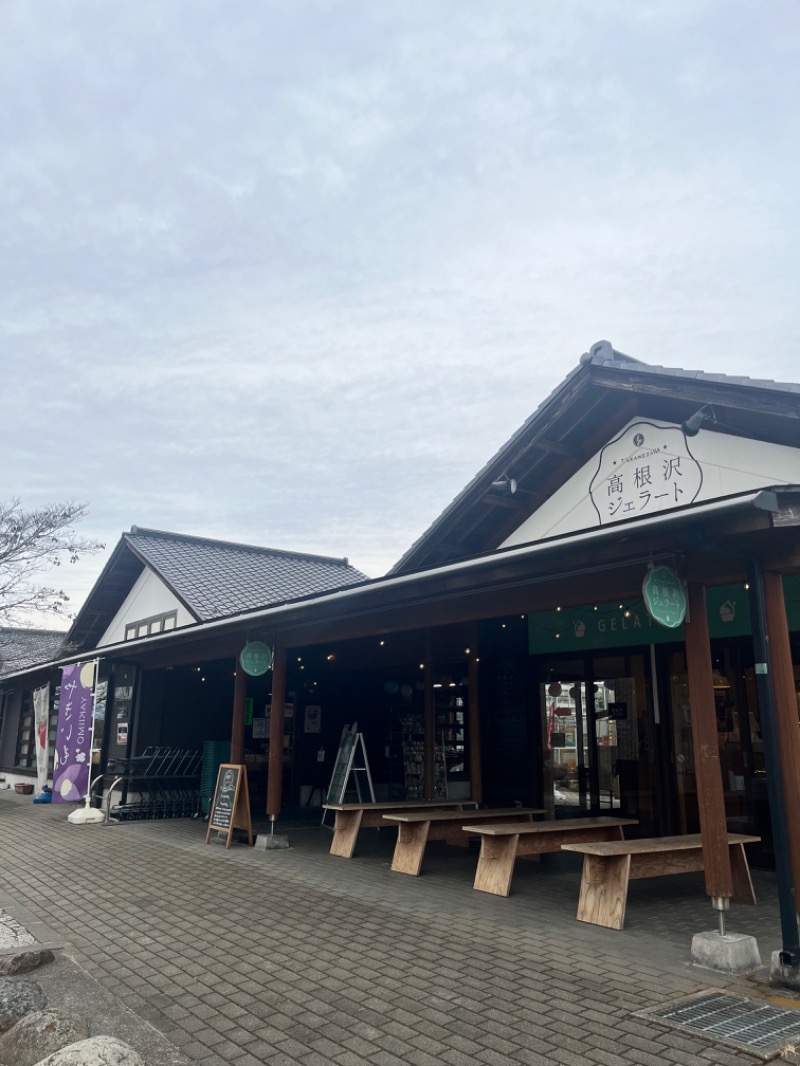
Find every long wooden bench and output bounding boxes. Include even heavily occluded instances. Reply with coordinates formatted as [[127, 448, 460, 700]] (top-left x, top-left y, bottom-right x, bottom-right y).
[[467, 816, 638, 897], [562, 832, 760, 930], [323, 800, 475, 858], [383, 808, 545, 877]]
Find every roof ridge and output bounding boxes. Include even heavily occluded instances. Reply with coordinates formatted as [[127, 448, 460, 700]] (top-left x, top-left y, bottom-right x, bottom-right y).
[[582, 340, 800, 392], [125, 526, 353, 567], [581, 339, 645, 366]]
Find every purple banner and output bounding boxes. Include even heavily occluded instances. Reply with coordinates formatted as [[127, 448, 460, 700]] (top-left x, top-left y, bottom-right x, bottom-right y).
[[53, 662, 95, 803]]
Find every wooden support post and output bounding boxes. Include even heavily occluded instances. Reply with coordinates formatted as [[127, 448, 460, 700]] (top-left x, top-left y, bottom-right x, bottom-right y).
[[468, 625, 483, 804], [685, 581, 733, 900], [230, 659, 247, 766], [763, 571, 800, 911], [424, 632, 434, 800], [266, 645, 287, 818]]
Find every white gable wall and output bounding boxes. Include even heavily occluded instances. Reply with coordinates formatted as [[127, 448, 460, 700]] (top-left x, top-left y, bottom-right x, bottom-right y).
[[99, 568, 195, 647], [502, 420, 800, 548]]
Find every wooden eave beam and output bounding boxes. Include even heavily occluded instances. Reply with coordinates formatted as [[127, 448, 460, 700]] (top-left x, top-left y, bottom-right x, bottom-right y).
[[530, 438, 577, 457], [591, 369, 800, 421]]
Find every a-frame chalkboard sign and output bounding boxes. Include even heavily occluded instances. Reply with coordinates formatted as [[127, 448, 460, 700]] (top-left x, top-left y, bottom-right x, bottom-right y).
[[321, 723, 375, 825], [205, 763, 253, 848]]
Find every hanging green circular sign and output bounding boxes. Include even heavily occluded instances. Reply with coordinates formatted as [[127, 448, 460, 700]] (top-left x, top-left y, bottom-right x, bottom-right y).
[[239, 642, 273, 676], [642, 566, 687, 629]]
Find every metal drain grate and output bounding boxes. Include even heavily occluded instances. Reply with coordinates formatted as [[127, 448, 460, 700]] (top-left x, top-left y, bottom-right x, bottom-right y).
[[645, 991, 800, 1057]]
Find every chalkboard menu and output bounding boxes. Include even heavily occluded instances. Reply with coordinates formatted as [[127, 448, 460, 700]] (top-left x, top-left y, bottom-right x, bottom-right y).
[[325, 724, 357, 804], [205, 763, 253, 848]]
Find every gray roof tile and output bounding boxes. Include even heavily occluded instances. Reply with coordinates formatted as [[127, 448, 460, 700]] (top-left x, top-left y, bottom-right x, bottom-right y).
[[124, 528, 368, 621], [0, 628, 67, 676]]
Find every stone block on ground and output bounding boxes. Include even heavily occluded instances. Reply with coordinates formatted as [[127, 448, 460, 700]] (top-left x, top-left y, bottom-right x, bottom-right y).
[[0, 981, 46, 1034], [690, 930, 762, 974], [0, 1010, 89, 1066], [0, 954, 55, 978], [34, 1036, 144, 1066]]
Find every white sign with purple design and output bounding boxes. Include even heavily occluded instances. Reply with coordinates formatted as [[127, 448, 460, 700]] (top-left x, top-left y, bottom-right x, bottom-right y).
[[53, 662, 95, 803]]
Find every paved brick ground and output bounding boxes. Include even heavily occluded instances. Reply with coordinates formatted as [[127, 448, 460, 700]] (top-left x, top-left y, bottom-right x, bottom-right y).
[[0, 791, 798, 1066]]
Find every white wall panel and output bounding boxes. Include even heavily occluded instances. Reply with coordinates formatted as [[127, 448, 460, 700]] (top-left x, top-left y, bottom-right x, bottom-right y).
[[99, 569, 194, 647], [502, 420, 800, 548]]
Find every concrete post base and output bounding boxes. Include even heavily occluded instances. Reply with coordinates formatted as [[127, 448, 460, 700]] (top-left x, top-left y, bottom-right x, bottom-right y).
[[255, 833, 289, 850], [691, 931, 762, 974], [67, 806, 106, 825], [769, 951, 800, 990]]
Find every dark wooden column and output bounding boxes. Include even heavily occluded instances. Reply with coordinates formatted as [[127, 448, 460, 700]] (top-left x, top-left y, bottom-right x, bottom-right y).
[[763, 570, 800, 909], [230, 659, 247, 765], [423, 632, 435, 799], [467, 625, 483, 804], [684, 581, 733, 900], [266, 646, 287, 818]]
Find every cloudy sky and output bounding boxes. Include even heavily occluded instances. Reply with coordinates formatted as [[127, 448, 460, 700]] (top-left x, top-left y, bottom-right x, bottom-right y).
[[2, 0, 798, 626]]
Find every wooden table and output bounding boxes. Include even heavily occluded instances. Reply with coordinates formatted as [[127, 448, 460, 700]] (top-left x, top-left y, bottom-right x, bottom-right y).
[[383, 808, 545, 877], [562, 832, 760, 930], [323, 800, 475, 858], [467, 816, 638, 897]]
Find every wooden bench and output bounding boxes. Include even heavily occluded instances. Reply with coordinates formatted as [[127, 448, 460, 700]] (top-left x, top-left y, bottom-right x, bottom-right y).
[[323, 800, 475, 858], [467, 816, 638, 897], [383, 808, 545, 877], [562, 832, 760, 930]]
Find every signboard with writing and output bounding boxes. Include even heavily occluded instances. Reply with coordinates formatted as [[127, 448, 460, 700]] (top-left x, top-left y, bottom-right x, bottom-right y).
[[526, 577, 800, 655], [240, 642, 273, 677], [325, 724, 358, 805], [643, 565, 687, 629], [53, 662, 95, 803], [205, 764, 253, 848], [304, 705, 322, 733], [589, 421, 703, 526], [607, 702, 627, 721]]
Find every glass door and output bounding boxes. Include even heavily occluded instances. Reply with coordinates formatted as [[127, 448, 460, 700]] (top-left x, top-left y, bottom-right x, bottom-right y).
[[544, 676, 590, 812], [541, 652, 657, 831]]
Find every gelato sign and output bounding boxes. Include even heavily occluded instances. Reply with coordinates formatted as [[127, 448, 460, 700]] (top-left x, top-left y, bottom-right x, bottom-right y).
[[240, 641, 273, 677], [642, 565, 687, 629], [589, 421, 703, 526]]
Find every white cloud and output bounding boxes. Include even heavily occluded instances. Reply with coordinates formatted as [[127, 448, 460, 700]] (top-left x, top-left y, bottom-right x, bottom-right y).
[[1, 0, 798, 618]]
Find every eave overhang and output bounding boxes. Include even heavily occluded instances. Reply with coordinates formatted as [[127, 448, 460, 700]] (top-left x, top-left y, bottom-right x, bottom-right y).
[[3, 487, 796, 684]]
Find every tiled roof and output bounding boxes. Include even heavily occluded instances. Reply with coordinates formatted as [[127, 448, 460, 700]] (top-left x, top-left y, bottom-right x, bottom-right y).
[[583, 344, 800, 394], [390, 341, 800, 574], [124, 528, 368, 621], [0, 628, 67, 676]]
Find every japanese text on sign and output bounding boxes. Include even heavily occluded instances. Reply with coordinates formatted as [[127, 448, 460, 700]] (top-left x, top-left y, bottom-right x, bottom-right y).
[[589, 422, 703, 526]]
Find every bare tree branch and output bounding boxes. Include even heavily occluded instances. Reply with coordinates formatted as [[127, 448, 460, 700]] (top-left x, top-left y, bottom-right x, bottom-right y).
[[0, 499, 104, 627]]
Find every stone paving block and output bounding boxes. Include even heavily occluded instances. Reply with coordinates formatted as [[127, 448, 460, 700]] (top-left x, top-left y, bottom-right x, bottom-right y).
[[259, 1051, 299, 1066], [332, 1051, 372, 1066], [227, 1054, 266, 1066], [548, 1049, 592, 1066], [196, 1027, 228, 1049], [0, 801, 782, 1066]]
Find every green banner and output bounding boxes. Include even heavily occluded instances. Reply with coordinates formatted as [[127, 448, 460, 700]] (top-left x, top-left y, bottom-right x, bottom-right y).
[[529, 577, 800, 654]]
